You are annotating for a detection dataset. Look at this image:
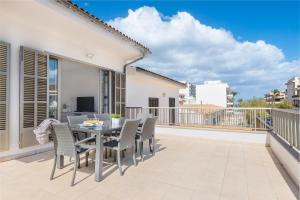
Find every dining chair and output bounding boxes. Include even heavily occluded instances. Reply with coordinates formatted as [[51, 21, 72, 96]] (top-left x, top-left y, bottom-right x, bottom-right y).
[[94, 113, 111, 121], [135, 117, 157, 161], [67, 115, 89, 140], [137, 112, 153, 124], [67, 115, 88, 126], [103, 119, 140, 175], [50, 123, 95, 186]]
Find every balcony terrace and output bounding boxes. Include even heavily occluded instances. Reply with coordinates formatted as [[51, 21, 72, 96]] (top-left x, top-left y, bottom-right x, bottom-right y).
[[0, 108, 299, 200], [0, 132, 298, 200]]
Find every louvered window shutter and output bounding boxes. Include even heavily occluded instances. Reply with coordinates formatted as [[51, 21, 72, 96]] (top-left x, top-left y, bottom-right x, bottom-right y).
[[0, 42, 9, 151], [112, 72, 126, 117], [20, 47, 49, 148]]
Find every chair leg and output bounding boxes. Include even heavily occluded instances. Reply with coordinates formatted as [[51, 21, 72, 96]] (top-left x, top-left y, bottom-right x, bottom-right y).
[[113, 150, 117, 162], [85, 152, 89, 167], [117, 150, 123, 176], [140, 141, 144, 161], [149, 139, 153, 153], [135, 140, 137, 153], [132, 146, 137, 166], [71, 155, 78, 186], [77, 154, 81, 169], [50, 155, 57, 180], [109, 149, 112, 157], [104, 148, 107, 159]]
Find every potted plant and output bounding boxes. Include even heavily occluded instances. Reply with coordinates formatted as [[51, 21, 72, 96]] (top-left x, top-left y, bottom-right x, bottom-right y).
[[111, 114, 122, 126]]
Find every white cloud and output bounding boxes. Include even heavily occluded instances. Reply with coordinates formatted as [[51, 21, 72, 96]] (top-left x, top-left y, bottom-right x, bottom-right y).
[[109, 6, 299, 99]]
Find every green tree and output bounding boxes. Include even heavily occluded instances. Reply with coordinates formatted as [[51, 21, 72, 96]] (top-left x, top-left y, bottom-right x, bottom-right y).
[[238, 97, 293, 109], [272, 99, 294, 109], [238, 97, 268, 108], [237, 98, 243, 104], [273, 89, 280, 95]]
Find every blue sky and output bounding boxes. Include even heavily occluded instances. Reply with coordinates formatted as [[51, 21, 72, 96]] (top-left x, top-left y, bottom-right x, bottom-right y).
[[74, 0, 299, 100]]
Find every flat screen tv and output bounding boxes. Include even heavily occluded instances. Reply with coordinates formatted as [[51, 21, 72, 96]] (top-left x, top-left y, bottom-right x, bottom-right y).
[[77, 97, 94, 112]]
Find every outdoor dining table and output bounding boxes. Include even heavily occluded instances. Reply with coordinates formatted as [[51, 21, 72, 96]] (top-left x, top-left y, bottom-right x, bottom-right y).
[[56, 122, 123, 182]]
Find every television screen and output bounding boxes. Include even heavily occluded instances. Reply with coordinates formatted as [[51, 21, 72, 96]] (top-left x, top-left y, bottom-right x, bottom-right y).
[[77, 97, 94, 112]]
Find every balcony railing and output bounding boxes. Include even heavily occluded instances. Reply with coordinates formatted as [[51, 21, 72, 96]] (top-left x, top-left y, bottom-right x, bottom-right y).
[[126, 107, 272, 131], [272, 109, 300, 151]]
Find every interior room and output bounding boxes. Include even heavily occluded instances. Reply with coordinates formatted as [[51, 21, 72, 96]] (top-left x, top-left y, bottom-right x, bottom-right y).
[[49, 57, 103, 122]]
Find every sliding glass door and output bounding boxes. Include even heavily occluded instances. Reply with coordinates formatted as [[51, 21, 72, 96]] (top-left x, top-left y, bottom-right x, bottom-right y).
[[49, 58, 58, 119], [99, 70, 110, 114]]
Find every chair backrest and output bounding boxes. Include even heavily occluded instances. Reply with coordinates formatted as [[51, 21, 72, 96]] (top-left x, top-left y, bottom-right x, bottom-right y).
[[137, 112, 153, 124], [140, 117, 157, 141], [118, 119, 140, 150], [94, 113, 111, 121], [52, 123, 76, 157], [67, 115, 88, 126]]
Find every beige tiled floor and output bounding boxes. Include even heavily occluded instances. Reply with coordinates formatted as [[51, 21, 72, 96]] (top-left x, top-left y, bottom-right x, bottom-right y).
[[0, 134, 298, 200]]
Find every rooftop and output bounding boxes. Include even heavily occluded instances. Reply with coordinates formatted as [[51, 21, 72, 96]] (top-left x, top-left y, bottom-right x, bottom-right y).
[[132, 66, 186, 88], [56, 0, 150, 54], [0, 133, 298, 200]]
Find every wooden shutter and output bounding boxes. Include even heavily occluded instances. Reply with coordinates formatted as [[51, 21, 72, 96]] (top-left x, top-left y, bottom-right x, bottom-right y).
[[112, 72, 126, 116], [0, 42, 9, 151], [20, 47, 49, 148]]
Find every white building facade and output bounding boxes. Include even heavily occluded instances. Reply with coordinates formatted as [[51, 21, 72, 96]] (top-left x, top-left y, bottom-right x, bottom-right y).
[[0, 0, 150, 159], [286, 77, 300, 107], [196, 81, 233, 108], [126, 67, 186, 108], [179, 81, 196, 105]]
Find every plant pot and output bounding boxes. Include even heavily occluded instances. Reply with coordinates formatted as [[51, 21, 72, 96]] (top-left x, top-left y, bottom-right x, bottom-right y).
[[112, 118, 121, 126]]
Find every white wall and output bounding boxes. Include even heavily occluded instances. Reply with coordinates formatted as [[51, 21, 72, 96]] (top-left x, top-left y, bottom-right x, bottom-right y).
[[0, 0, 143, 156], [60, 59, 99, 113], [126, 68, 183, 108], [267, 133, 300, 187], [196, 81, 228, 107]]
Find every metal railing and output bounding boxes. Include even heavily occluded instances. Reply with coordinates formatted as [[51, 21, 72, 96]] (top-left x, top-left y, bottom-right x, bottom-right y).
[[272, 109, 300, 151], [126, 107, 272, 131]]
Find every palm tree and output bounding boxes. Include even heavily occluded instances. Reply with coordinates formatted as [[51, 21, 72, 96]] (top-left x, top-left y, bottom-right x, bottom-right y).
[[273, 89, 280, 96]]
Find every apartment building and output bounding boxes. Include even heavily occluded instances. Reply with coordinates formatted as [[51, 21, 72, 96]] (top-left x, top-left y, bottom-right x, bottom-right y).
[[264, 91, 286, 104], [179, 81, 196, 105], [195, 80, 233, 108], [286, 77, 300, 107]]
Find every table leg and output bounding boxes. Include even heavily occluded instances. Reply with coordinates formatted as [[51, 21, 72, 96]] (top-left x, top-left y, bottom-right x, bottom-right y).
[[57, 155, 64, 169], [153, 136, 156, 156], [95, 134, 103, 182]]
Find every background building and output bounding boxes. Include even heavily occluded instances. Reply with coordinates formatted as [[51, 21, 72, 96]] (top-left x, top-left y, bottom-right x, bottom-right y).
[[196, 80, 233, 108], [179, 81, 196, 105], [286, 77, 300, 107], [264, 90, 286, 104], [126, 66, 186, 108]]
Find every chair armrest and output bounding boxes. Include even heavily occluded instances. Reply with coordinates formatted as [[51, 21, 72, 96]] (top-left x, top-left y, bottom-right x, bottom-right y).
[[75, 135, 96, 145]]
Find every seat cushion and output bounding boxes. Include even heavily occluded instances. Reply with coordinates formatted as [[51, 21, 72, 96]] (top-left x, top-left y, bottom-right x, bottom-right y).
[[103, 140, 118, 148], [75, 146, 88, 154]]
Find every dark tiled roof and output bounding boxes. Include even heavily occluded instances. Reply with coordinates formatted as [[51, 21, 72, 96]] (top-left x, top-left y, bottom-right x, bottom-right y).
[[56, 0, 151, 54], [135, 67, 186, 87]]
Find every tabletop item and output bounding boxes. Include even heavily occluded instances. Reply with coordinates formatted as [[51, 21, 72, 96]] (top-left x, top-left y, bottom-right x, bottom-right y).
[[83, 119, 103, 127]]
